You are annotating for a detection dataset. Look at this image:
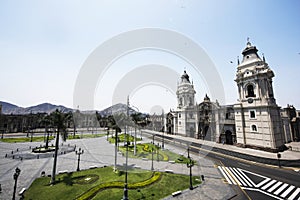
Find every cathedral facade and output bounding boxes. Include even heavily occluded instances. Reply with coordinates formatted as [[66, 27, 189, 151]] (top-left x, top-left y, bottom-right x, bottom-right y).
[[166, 41, 300, 152]]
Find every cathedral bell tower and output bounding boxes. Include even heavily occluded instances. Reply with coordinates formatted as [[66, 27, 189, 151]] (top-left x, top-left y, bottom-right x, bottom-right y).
[[176, 70, 196, 137], [234, 40, 285, 151]]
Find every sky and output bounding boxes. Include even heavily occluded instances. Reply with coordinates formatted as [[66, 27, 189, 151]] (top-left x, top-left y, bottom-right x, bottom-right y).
[[0, 0, 299, 113]]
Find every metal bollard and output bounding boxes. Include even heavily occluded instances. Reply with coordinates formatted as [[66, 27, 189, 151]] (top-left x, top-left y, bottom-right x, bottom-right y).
[[201, 175, 205, 181]]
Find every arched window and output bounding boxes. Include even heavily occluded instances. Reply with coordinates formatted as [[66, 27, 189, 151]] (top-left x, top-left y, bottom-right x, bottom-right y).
[[189, 97, 193, 106], [179, 97, 183, 106], [247, 84, 255, 97], [251, 125, 257, 132]]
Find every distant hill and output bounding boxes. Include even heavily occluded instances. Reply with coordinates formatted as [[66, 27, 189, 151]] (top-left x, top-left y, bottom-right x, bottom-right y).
[[0, 101, 24, 114], [24, 103, 73, 114], [98, 103, 137, 116], [0, 101, 137, 116], [0, 101, 72, 115]]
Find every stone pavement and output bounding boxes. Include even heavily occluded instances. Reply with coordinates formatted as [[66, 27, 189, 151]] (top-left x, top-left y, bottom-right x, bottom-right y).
[[0, 135, 235, 200]]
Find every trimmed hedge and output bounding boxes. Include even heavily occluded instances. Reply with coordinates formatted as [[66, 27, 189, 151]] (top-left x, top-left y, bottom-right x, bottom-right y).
[[75, 172, 161, 200]]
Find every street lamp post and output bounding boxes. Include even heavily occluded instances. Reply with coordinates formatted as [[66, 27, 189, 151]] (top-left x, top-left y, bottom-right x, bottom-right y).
[[123, 96, 129, 200], [151, 135, 155, 171], [106, 128, 109, 141], [134, 125, 137, 156], [123, 132, 129, 200], [12, 167, 21, 200], [114, 128, 118, 171], [157, 145, 159, 162], [75, 148, 84, 171], [187, 147, 194, 190], [277, 153, 281, 168], [162, 128, 165, 150]]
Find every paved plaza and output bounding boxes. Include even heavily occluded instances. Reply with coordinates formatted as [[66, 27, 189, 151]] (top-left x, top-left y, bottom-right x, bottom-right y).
[[0, 134, 235, 200]]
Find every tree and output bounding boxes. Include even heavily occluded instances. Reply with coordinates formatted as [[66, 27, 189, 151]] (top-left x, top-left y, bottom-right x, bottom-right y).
[[106, 114, 122, 170], [131, 112, 143, 155], [50, 109, 72, 184], [40, 114, 52, 149]]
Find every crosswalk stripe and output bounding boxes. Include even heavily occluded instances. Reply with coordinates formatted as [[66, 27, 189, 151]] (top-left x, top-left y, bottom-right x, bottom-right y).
[[217, 166, 298, 200], [218, 166, 232, 184], [267, 181, 282, 193], [237, 168, 256, 187], [233, 168, 252, 187], [288, 188, 300, 200], [281, 185, 295, 198], [262, 180, 277, 190], [274, 183, 288, 195], [256, 178, 271, 188], [228, 167, 243, 186], [243, 187, 284, 200], [223, 167, 240, 185], [221, 166, 236, 185]]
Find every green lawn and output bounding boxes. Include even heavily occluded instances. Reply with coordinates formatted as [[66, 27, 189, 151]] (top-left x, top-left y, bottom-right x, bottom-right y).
[[118, 143, 197, 165], [0, 136, 54, 143], [24, 166, 201, 200], [68, 134, 106, 140], [108, 133, 142, 144]]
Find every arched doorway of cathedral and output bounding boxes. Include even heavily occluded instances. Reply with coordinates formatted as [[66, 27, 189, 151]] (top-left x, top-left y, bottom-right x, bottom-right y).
[[168, 126, 172, 134], [225, 130, 233, 145], [203, 126, 210, 140], [190, 127, 195, 138]]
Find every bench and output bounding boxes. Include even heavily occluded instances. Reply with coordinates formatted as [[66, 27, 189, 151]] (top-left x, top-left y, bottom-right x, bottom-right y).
[[168, 161, 175, 164], [89, 165, 97, 169], [172, 190, 182, 197], [164, 169, 174, 173], [19, 188, 26, 196], [58, 170, 68, 174], [142, 158, 148, 161]]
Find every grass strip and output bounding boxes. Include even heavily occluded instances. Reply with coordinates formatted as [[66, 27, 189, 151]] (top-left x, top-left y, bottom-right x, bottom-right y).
[[75, 171, 161, 200]]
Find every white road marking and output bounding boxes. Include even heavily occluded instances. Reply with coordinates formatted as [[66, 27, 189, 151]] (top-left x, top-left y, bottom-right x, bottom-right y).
[[237, 168, 256, 187], [268, 181, 282, 193], [222, 166, 237, 185], [274, 183, 289, 195], [228, 167, 242, 185], [218, 166, 298, 200], [218, 166, 232, 184], [288, 187, 300, 200], [280, 185, 295, 198], [233, 167, 252, 187], [256, 178, 271, 188], [262, 180, 276, 190], [242, 187, 283, 200], [237, 168, 269, 188]]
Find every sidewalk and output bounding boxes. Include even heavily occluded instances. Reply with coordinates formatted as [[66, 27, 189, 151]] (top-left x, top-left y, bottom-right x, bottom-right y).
[[0, 136, 235, 200]]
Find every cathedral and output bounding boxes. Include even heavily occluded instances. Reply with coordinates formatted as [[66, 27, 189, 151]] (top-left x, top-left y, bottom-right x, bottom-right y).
[[166, 41, 300, 152]]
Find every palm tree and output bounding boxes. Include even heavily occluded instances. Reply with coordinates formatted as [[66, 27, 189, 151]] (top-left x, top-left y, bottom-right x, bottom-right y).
[[131, 112, 143, 155], [50, 109, 72, 184], [40, 114, 52, 149], [106, 115, 122, 170]]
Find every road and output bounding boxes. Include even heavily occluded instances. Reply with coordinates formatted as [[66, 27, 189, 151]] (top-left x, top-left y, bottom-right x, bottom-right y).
[[144, 132, 300, 200]]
